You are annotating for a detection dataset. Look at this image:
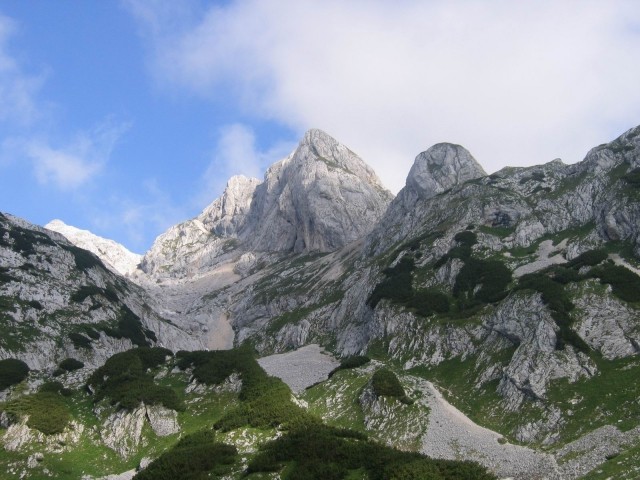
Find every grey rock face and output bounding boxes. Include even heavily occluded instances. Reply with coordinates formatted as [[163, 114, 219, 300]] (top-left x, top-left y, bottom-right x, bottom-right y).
[[240, 129, 393, 253], [404, 143, 486, 204], [199, 175, 261, 237]]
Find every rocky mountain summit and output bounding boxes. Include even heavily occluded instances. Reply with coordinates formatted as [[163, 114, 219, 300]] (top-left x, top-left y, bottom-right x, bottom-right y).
[[45, 219, 142, 277], [139, 129, 393, 280], [2, 125, 640, 479]]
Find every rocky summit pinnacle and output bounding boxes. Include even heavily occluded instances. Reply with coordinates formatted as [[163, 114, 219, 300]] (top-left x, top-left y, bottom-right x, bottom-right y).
[[405, 143, 486, 201], [239, 129, 393, 253]]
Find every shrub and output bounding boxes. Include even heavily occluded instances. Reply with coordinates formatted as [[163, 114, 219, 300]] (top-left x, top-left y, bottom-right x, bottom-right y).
[[87, 348, 182, 412], [133, 430, 238, 480], [517, 273, 589, 353], [59, 358, 84, 372], [407, 290, 450, 316], [69, 332, 92, 349], [623, 167, 640, 186], [454, 258, 512, 305], [328, 356, 371, 378], [247, 422, 495, 480], [102, 306, 153, 347], [453, 230, 477, 247], [5, 388, 71, 435], [371, 368, 408, 401], [368, 256, 415, 308], [62, 245, 105, 271], [566, 249, 607, 269], [590, 263, 640, 302], [0, 358, 30, 390]]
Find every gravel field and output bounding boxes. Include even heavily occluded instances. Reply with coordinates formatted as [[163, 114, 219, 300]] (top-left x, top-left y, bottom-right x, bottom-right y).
[[418, 379, 559, 479], [257, 344, 340, 393]]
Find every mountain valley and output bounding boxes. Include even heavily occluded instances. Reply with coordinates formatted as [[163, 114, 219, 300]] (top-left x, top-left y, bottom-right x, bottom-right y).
[[2, 126, 640, 479]]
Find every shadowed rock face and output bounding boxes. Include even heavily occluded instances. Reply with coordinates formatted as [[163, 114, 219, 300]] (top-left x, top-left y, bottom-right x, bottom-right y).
[[405, 142, 486, 203], [240, 129, 394, 253]]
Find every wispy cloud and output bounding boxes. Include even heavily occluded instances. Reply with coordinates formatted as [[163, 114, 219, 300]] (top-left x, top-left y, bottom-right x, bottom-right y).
[[19, 119, 130, 190], [198, 123, 294, 206], [0, 13, 44, 125], [126, 0, 640, 192], [89, 178, 189, 252]]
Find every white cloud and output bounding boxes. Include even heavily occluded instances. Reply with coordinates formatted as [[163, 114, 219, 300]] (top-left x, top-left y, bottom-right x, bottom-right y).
[[198, 123, 294, 205], [127, 0, 640, 193], [0, 13, 44, 125], [89, 178, 190, 252], [22, 119, 130, 190]]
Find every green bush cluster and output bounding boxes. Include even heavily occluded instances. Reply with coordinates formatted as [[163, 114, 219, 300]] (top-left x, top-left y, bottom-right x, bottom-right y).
[[368, 256, 415, 308], [71, 285, 119, 303], [434, 230, 477, 268], [133, 429, 237, 480], [566, 249, 607, 269], [371, 368, 412, 404], [590, 263, 640, 303], [0, 358, 29, 391], [4, 384, 71, 435], [59, 358, 84, 372], [368, 256, 451, 317], [623, 167, 640, 186], [0, 266, 16, 284], [454, 258, 512, 306], [328, 356, 370, 378], [61, 244, 105, 271], [102, 306, 155, 347], [69, 332, 93, 349], [517, 272, 589, 352], [177, 347, 308, 431], [247, 420, 495, 480], [0, 223, 56, 255], [87, 347, 181, 412]]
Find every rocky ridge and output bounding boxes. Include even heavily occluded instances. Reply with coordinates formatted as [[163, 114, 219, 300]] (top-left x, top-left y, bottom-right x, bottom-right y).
[[45, 220, 142, 277]]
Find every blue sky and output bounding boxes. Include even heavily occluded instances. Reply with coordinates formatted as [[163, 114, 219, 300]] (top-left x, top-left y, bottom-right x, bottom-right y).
[[1, 1, 639, 253]]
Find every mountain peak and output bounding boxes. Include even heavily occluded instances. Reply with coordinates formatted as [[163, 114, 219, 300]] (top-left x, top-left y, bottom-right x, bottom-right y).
[[405, 142, 486, 200], [44, 219, 142, 276]]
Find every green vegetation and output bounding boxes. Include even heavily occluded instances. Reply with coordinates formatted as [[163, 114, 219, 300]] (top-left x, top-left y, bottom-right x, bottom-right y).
[[371, 369, 412, 404], [247, 420, 495, 480], [517, 272, 588, 352], [329, 356, 371, 378], [368, 256, 451, 317], [133, 430, 237, 480], [3, 382, 72, 434], [590, 262, 640, 303], [477, 225, 516, 238], [71, 284, 119, 303], [176, 347, 307, 431], [566, 249, 607, 269], [547, 355, 640, 444], [62, 244, 105, 271], [87, 347, 182, 412], [102, 306, 156, 347], [0, 266, 16, 283], [69, 332, 93, 349], [0, 222, 56, 255], [453, 258, 512, 306], [368, 256, 415, 308], [0, 358, 29, 391], [59, 358, 84, 372], [623, 167, 640, 186]]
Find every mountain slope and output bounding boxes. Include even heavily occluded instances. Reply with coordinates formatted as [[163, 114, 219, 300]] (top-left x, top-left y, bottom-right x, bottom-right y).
[[3, 125, 640, 479], [0, 213, 200, 370]]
